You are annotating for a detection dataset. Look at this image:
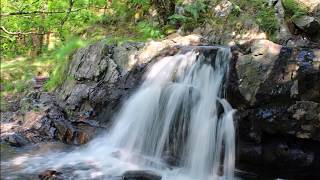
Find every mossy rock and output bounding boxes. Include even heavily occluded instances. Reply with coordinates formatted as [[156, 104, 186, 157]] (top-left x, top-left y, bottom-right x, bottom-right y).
[[282, 0, 319, 19]]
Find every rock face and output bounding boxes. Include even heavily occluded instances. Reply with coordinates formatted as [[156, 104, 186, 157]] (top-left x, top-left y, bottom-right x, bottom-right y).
[[56, 35, 202, 125], [228, 39, 320, 178]]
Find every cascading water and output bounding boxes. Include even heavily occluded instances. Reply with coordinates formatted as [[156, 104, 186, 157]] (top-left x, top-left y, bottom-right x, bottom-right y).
[[1, 47, 235, 180]]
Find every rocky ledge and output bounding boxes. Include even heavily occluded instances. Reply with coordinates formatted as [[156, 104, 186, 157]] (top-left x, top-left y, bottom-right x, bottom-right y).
[[227, 39, 320, 178]]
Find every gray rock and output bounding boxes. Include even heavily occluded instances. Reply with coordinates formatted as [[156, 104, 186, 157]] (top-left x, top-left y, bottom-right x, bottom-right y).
[[236, 40, 282, 104], [213, 0, 233, 18], [293, 15, 320, 41], [5, 133, 29, 147], [69, 41, 110, 80], [112, 42, 144, 71], [288, 101, 320, 140], [275, 0, 293, 42], [39, 92, 54, 105], [122, 170, 162, 180]]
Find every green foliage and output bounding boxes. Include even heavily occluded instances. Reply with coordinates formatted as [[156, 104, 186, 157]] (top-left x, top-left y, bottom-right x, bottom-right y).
[[230, 0, 279, 40], [256, 4, 278, 38], [44, 38, 88, 91], [168, 0, 207, 31], [0, 56, 51, 95], [0, 0, 106, 58], [137, 22, 164, 39], [231, 4, 241, 17], [129, 0, 150, 6], [282, 0, 308, 19]]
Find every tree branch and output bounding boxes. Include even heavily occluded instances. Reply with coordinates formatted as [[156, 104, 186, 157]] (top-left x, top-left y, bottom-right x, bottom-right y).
[[60, 0, 75, 27], [1, 9, 82, 16], [0, 26, 44, 35]]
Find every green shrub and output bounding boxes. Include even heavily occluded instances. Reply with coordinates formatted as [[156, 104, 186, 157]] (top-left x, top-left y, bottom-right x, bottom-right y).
[[168, 0, 207, 31], [137, 22, 164, 39], [230, 0, 279, 40]]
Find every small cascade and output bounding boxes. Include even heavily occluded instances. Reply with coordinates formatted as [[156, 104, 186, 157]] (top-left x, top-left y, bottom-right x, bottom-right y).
[[1, 46, 235, 180]]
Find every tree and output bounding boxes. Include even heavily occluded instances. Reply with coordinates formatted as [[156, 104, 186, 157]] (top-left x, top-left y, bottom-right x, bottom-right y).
[[0, 0, 107, 58]]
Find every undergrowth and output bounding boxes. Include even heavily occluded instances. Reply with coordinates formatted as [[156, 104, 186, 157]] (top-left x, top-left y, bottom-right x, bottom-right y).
[[230, 0, 279, 40], [168, 0, 207, 31]]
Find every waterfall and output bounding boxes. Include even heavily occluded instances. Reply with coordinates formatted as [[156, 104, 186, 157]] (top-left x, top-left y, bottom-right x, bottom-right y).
[[1, 47, 235, 180], [107, 47, 235, 179]]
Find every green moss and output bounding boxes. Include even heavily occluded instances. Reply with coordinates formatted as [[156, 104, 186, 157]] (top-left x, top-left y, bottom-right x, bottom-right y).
[[282, 0, 309, 19]]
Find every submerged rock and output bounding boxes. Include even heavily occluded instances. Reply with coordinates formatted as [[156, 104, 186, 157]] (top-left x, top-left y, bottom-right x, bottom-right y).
[[122, 170, 162, 180], [38, 170, 63, 180]]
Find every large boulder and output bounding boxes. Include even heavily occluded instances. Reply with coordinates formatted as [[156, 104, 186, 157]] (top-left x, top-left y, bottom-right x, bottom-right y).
[[228, 39, 320, 178], [235, 40, 282, 105]]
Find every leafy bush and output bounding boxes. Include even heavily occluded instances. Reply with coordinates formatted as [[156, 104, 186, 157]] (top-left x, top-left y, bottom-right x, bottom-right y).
[[168, 0, 207, 31], [137, 22, 164, 39], [230, 0, 279, 40]]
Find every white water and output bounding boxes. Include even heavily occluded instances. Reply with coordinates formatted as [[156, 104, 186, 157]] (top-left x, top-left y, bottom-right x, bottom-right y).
[[1, 48, 235, 180]]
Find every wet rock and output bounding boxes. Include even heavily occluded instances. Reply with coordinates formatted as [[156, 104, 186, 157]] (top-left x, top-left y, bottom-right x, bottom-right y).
[[2, 133, 29, 147], [53, 119, 74, 143], [38, 170, 63, 180], [230, 41, 320, 107], [293, 15, 320, 41], [122, 170, 162, 180], [288, 101, 320, 141], [72, 123, 98, 145], [263, 140, 315, 169], [238, 141, 262, 164]]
